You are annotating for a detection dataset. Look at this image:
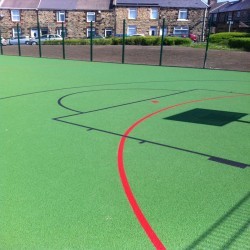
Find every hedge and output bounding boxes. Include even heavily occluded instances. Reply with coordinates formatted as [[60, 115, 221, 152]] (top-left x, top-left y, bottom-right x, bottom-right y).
[[228, 38, 250, 51], [44, 36, 192, 46], [209, 32, 250, 44]]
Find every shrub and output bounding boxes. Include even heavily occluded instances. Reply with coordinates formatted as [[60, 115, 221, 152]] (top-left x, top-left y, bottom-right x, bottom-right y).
[[93, 38, 112, 45], [209, 32, 250, 44], [43, 36, 192, 46], [164, 37, 192, 46], [228, 38, 250, 51]]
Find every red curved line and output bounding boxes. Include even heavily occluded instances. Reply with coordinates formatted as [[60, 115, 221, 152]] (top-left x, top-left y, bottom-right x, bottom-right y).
[[117, 94, 249, 250]]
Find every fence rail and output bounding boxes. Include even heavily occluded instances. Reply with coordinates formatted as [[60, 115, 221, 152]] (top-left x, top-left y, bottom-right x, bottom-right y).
[[0, 20, 250, 72]]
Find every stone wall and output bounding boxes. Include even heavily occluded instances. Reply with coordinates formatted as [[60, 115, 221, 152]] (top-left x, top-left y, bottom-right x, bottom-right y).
[[0, 7, 205, 39], [0, 9, 115, 38], [115, 7, 206, 37]]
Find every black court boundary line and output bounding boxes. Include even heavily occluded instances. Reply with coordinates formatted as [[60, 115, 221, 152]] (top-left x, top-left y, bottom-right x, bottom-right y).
[[53, 89, 250, 169], [1, 79, 249, 101]]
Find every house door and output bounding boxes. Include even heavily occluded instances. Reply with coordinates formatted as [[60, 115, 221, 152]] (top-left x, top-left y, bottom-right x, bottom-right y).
[[149, 27, 157, 36], [31, 29, 38, 38]]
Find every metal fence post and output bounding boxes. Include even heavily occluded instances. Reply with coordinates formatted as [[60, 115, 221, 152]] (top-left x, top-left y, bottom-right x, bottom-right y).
[[62, 22, 65, 59], [203, 16, 212, 69], [0, 29, 3, 55], [159, 18, 165, 66], [122, 19, 126, 64], [36, 9, 42, 58], [17, 23, 21, 56], [90, 21, 93, 62]]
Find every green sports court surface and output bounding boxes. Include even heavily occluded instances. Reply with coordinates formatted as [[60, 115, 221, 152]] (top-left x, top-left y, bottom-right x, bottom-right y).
[[1, 56, 249, 249]]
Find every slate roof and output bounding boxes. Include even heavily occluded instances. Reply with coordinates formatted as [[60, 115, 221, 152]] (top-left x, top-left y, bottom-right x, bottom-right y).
[[0, 0, 112, 10], [115, 0, 207, 8], [0, 0, 40, 9], [210, 0, 250, 13]]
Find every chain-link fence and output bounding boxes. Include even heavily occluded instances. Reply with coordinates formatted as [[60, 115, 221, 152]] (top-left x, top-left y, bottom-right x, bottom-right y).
[[1, 19, 249, 72]]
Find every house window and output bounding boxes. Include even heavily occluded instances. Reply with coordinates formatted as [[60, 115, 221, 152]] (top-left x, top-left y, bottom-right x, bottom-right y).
[[160, 28, 167, 36], [87, 12, 96, 22], [12, 27, 21, 37], [149, 26, 157, 36], [127, 25, 137, 36], [56, 11, 65, 22], [173, 26, 189, 37], [213, 13, 217, 22], [178, 9, 188, 20], [236, 11, 241, 18], [87, 28, 96, 37], [128, 8, 137, 19], [56, 28, 67, 37], [228, 12, 233, 21], [151, 8, 158, 19], [105, 28, 112, 37], [11, 10, 20, 22]]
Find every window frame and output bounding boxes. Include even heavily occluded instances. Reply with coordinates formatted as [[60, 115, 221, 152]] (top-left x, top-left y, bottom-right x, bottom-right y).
[[127, 25, 137, 36], [150, 8, 158, 19], [105, 28, 112, 37], [12, 27, 21, 37], [87, 12, 96, 23], [160, 27, 167, 36], [173, 26, 189, 37], [56, 11, 65, 22], [178, 9, 188, 21], [149, 26, 157, 36], [56, 27, 67, 37], [87, 27, 96, 37], [11, 9, 20, 22], [128, 8, 137, 19], [227, 12, 233, 21]]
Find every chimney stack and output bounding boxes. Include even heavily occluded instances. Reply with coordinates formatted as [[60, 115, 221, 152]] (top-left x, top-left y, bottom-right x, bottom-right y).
[[208, 0, 217, 6]]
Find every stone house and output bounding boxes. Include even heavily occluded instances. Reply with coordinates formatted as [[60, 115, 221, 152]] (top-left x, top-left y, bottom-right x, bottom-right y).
[[114, 0, 208, 40], [0, 0, 114, 38], [0, 0, 208, 40], [209, 0, 250, 33]]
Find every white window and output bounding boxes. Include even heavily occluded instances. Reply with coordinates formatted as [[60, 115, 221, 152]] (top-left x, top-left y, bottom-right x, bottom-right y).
[[127, 25, 137, 36], [12, 27, 21, 37], [178, 9, 188, 20], [56, 11, 65, 22], [87, 28, 95, 37], [160, 28, 167, 36], [236, 11, 241, 18], [57, 28, 67, 37], [228, 12, 233, 21], [151, 8, 158, 19], [87, 12, 96, 22], [149, 26, 157, 36], [173, 26, 189, 37], [105, 28, 112, 37], [11, 10, 20, 22], [128, 8, 137, 19]]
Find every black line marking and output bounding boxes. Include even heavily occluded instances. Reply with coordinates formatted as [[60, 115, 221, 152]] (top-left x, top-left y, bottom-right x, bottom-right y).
[[209, 157, 248, 169], [57, 89, 195, 118], [54, 118, 250, 169], [1, 79, 249, 101]]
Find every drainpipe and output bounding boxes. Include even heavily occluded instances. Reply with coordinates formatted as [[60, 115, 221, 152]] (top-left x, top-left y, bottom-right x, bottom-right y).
[[202, 7, 207, 42]]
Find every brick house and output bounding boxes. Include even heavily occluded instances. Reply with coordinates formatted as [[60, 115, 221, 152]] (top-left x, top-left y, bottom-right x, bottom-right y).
[[114, 0, 208, 40], [0, 0, 114, 38], [0, 0, 208, 40], [209, 0, 250, 33]]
